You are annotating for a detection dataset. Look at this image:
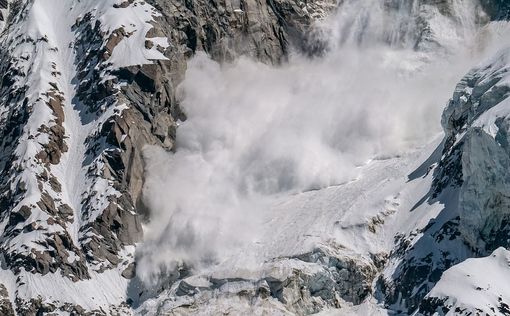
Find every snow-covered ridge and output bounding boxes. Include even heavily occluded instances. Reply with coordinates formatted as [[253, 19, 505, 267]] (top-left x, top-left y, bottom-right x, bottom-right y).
[[0, 0, 340, 313], [391, 21, 510, 316], [376, 20, 510, 315], [0, 0, 169, 313], [424, 247, 510, 315], [0, 0, 510, 315]]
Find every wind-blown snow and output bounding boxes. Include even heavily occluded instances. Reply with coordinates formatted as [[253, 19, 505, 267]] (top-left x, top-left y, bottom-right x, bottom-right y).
[[3, 0, 510, 314], [470, 24, 510, 138], [137, 0, 493, 285]]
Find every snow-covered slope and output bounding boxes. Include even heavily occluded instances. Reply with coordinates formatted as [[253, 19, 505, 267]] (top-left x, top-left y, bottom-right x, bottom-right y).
[[136, 137, 444, 315], [0, 0, 337, 314], [424, 247, 510, 315], [134, 1, 510, 315], [0, 0, 171, 313], [1, 0, 510, 315]]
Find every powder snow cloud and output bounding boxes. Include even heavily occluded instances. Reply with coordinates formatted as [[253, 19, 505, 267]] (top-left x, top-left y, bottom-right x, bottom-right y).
[[135, 0, 497, 285]]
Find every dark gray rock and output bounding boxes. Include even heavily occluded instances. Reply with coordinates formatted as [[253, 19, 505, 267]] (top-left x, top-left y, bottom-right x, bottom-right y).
[[0, 284, 14, 316]]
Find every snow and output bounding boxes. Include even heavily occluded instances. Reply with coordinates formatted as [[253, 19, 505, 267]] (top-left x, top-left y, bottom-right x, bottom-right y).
[[0, 265, 131, 313], [2, 0, 510, 314], [134, 1, 510, 314], [427, 247, 510, 315], [147, 36, 169, 49], [187, 135, 444, 283], [258, 137, 443, 262], [453, 22, 510, 138], [98, 0, 168, 68], [0, 0, 168, 312], [317, 300, 390, 316], [136, 136, 447, 314]]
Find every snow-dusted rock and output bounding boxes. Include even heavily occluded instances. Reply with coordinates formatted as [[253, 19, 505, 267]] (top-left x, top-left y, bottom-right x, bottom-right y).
[[0, 0, 337, 313], [380, 19, 510, 316], [0, 0, 509, 315]]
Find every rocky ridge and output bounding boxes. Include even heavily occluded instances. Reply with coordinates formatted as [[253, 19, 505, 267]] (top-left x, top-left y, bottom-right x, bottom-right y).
[[378, 19, 510, 316], [0, 0, 510, 315], [0, 0, 336, 314]]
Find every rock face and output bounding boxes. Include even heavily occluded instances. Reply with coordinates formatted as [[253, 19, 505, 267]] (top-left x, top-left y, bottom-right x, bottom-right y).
[[0, 284, 14, 316], [440, 56, 510, 251], [480, 0, 510, 20], [0, 0, 509, 314], [406, 44, 510, 316], [147, 0, 336, 64], [0, 0, 336, 313], [379, 21, 510, 315]]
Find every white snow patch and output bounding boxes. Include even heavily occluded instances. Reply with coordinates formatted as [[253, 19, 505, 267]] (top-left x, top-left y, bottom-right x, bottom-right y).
[[427, 247, 510, 315]]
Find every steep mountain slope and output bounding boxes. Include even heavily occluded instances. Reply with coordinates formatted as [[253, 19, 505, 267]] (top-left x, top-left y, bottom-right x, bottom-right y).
[[136, 137, 445, 315], [0, 0, 509, 315], [0, 0, 334, 314], [411, 28, 510, 316], [134, 1, 510, 315]]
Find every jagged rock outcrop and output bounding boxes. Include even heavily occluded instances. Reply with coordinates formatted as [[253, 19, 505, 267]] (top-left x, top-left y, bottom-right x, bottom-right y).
[[379, 22, 510, 315], [112, 0, 338, 219], [0, 0, 509, 314], [147, 0, 336, 64], [439, 54, 510, 251], [0, 0, 336, 313], [0, 284, 14, 316], [480, 0, 510, 20]]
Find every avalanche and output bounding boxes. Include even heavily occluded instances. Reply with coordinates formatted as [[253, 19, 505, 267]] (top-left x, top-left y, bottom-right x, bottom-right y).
[[137, 0, 510, 315], [0, 0, 510, 315]]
